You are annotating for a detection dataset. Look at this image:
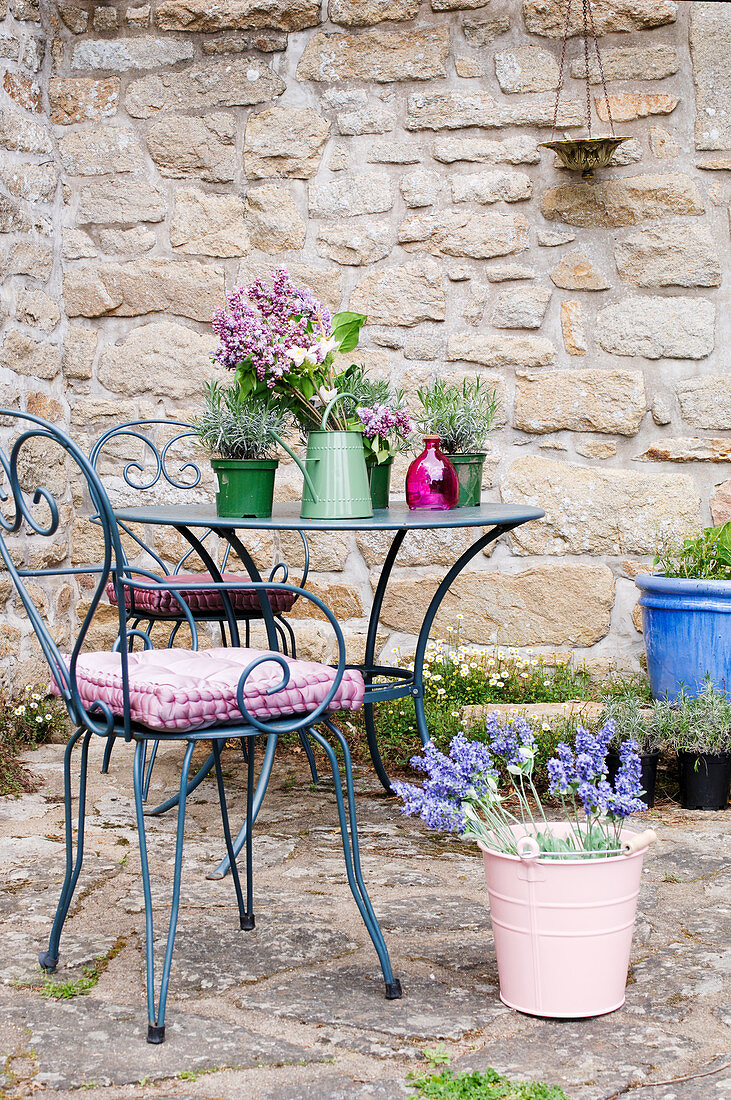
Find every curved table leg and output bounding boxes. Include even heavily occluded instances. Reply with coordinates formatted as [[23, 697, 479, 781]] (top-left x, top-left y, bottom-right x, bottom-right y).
[[207, 731, 278, 880], [363, 529, 406, 794], [412, 522, 519, 745]]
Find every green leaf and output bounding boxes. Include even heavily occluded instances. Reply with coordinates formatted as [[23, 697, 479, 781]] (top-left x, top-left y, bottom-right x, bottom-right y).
[[332, 311, 366, 355]]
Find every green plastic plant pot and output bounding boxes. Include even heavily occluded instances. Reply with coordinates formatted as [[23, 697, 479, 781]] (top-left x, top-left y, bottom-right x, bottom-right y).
[[449, 452, 486, 508], [211, 458, 278, 519], [368, 459, 393, 511]]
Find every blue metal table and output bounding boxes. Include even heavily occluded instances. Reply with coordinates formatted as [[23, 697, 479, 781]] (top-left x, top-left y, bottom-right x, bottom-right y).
[[113, 500, 543, 876]]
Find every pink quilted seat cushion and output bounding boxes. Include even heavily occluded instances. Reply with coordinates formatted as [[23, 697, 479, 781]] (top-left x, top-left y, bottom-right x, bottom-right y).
[[60, 647, 363, 732], [106, 573, 297, 616]]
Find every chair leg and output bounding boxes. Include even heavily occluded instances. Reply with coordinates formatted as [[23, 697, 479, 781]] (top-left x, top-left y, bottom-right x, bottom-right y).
[[39, 729, 93, 972], [100, 732, 116, 775], [211, 739, 253, 930], [133, 737, 196, 1044], [145, 750, 215, 817], [299, 731, 319, 784], [141, 739, 159, 802], [208, 732, 278, 881], [308, 720, 402, 1000]]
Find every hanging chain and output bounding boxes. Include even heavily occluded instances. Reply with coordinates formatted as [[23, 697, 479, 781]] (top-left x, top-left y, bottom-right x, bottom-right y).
[[551, 0, 573, 137], [586, 0, 615, 135], [582, 0, 592, 137]]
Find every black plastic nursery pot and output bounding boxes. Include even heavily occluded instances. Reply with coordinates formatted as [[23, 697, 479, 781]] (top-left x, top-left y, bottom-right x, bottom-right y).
[[677, 751, 731, 811], [607, 751, 660, 809]]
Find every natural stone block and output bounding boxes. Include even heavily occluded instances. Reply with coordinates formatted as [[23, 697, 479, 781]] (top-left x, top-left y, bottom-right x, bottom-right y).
[[16, 290, 61, 332], [71, 38, 194, 70], [0, 106, 52, 153], [3, 70, 41, 112], [690, 3, 731, 151], [201, 29, 287, 52], [379, 564, 614, 647], [358, 527, 474, 570], [63, 260, 225, 321], [463, 13, 510, 45], [560, 300, 587, 356], [514, 369, 645, 435], [75, 178, 166, 225], [576, 439, 616, 459], [454, 56, 486, 78], [309, 173, 392, 219], [350, 259, 445, 326], [649, 126, 680, 159], [434, 0, 489, 8], [93, 6, 117, 28], [237, 256, 343, 313], [597, 297, 714, 360], [711, 481, 731, 525], [1, 163, 57, 203], [127, 4, 151, 27], [542, 173, 705, 227], [171, 189, 250, 257], [58, 1, 88, 31], [570, 44, 678, 82], [614, 225, 721, 288], [98, 226, 157, 254], [1, 240, 53, 280], [58, 127, 145, 175], [596, 93, 678, 123], [316, 223, 392, 266], [63, 327, 97, 380], [98, 321, 217, 397], [0, 194, 34, 234], [19, 35, 45, 72], [279, 531, 353, 573], [452, 170, 532, 204], [368, 141, 420, 164], [323, 88, 395, 136], [550, 249, 610, 291], [298, 28, 449, 83], [329, 0, 419, 25], [433, 136, 540, 164], [400, 170, 442, 208], [0, 331, 61, 380], [447, 334, 555, 368], [62, 228, 96, 260], [492, 286, 551, 329], [49, 77, 120, 124], [676, 376, 731, 430], [538, 228, 575, 246], [147, 114, 236, 183], [494, 46, 558, 93], [503, 456, 700, 555], [636, 438, 731, 463], [696, 154, 731, 170], [244, 107, 329, 180], [523, 0, 677, 37], [154, 0, 321, 31], [246, 186, 306, 252], [328, 144, 350, 171], [399, 211, 529, 259], [288, 579, 364, 621], [406, 90, 583, 130], [126, 59, 284, 118]]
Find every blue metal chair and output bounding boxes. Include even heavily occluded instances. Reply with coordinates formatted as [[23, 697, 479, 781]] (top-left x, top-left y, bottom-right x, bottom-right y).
[[88, 419, 319, 796], [0, 411, 401, 1043]]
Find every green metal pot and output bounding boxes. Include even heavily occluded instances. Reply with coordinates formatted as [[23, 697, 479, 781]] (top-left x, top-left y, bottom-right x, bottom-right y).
[[211, 457, 278, 518], [270, 393, 373, 520], [368, 458, 393, 511], [449, 452, 486, 507]]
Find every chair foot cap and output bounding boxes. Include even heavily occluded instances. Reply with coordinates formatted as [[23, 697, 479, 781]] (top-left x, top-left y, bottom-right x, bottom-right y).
[[147, 1024, 165, 1044], [240, 914, 256, 931], [38, 952, 58, 973], [385, 979, 403, 1000]]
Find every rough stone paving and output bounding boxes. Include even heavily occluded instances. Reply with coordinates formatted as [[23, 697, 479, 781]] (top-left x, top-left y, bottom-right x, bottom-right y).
[[0, 742, 730, 1098], [0, 0, 729, 684]]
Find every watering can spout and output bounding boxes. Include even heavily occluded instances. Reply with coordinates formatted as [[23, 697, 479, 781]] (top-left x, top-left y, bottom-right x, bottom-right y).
[[268, 430, 320, 502]]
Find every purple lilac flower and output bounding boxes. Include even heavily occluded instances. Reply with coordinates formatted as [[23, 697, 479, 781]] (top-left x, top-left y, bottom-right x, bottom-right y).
[[357, 403, 412, 441], [392, 733, 497, 835], [486, 713, 535, 768]]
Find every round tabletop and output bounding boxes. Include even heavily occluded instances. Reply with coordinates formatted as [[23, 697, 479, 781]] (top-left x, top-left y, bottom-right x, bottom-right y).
[[112, 501, 544, 533]]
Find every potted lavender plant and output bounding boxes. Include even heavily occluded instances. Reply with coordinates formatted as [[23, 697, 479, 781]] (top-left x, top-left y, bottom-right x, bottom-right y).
[[394, 716, 655, 1019], [415, 378, 499, 507]]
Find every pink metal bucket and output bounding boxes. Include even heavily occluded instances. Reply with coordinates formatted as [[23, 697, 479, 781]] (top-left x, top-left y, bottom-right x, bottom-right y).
[[479, 824, 654, 1019]]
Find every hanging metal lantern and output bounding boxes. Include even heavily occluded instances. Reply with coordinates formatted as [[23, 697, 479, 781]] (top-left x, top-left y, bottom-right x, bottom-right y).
[[540, 0, 630, 180]]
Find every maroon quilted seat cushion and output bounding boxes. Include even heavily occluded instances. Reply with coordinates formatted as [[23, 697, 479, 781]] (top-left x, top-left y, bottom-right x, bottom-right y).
[[106, 572, 297, 617]]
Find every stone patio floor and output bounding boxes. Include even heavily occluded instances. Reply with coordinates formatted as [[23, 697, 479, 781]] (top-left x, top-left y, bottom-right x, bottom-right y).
[[0, 738, 729, 1100]]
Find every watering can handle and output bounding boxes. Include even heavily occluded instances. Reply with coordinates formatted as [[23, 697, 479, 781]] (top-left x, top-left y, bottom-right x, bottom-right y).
[[320, 391, 359, 431], [623, 828, 657, 855], [268, 430, 319, 502]]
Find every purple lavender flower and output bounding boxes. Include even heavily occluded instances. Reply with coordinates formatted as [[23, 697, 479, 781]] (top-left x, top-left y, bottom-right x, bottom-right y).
[[605, 739, 647, 818], [392, 733, 497, 835], [486, 713, 536, 768]]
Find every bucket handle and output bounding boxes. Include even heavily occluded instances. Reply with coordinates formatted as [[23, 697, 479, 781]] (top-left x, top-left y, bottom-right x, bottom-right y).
[[320, 391, 358, 431], [517, 836, 541, 860], [623, 828, 657, 856], [268, 430, 319, 502]]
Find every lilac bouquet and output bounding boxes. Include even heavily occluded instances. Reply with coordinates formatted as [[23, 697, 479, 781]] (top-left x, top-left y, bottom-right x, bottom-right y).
[[336, 363, 412, 466], [394, 715, 648, 859], [211, 268, 366, 431]]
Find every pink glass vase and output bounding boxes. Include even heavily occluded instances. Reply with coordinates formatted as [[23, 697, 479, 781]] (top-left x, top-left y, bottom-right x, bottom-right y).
[[406, 436, 459, 511]]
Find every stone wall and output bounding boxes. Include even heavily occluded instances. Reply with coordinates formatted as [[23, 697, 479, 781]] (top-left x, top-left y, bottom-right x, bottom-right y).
[[0, 0, 729, 680]]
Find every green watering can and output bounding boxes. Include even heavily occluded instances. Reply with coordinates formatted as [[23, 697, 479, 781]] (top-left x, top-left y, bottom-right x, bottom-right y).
[[271, 393, 373, 521]]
